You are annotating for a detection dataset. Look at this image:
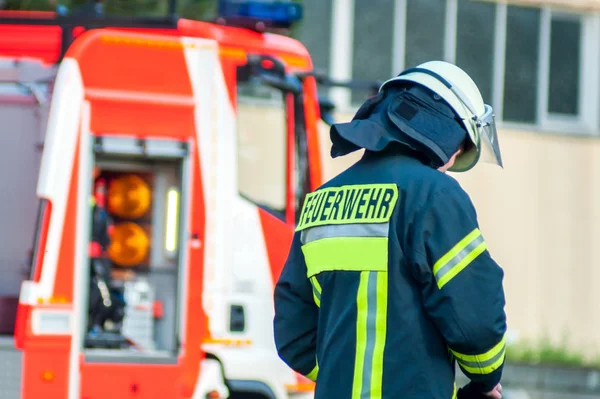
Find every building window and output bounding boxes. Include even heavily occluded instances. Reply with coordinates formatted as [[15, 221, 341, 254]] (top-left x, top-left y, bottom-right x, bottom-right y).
[[455, 0, 496, 105], [503, 5, 541, 124], [404, 0, 447, 69], [351, 0, 394, 104], [323, 0, 597, 134], [548, 15, 581, 116]]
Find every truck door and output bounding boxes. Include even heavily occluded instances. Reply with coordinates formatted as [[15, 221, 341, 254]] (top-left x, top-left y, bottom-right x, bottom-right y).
[[236, 55, 320, 227], [200, 54, 321, 398]]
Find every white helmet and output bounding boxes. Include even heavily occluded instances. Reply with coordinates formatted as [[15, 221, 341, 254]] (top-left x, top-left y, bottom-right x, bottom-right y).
[[379, 60, 503, 172]]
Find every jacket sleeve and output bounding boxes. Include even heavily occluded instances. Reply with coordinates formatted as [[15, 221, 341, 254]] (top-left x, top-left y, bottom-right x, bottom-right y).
[[273, 232, 319, 381], [407, 184, 507, 393]]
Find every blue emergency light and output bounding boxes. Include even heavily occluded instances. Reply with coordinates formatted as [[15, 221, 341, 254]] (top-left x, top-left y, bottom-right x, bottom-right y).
[[217, 0, 303, 30]]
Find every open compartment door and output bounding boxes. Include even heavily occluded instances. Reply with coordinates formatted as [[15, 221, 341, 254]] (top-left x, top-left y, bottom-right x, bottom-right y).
[[82, 136, 191, 362]]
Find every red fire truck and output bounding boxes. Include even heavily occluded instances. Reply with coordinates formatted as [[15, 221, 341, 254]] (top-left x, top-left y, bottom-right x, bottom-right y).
[[0, 2, 374, 398]]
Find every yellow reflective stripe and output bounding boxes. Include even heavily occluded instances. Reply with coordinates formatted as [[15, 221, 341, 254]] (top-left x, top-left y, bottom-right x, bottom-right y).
[[433, 228, 480, 275], [311, 276, 322, 294], [457, 351, 505, 375], [451, 336, 506, 375], [305, 364, 319, 382], [311, 291, 320, 307], [452, 382, 457, 399], [371, 271, 388, 398], [437, 241, 487, 288], [310, 276, 322, 307], [433, 228, 488, 289], [452, 336, 506, 362], [352, 271, 387, 399], [352, 271, 369, 399], [296, 184, 399, 231], [302, 237, 388, 278]]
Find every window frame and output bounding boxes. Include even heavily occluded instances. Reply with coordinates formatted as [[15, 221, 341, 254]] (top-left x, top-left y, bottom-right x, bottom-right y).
[[324, 0, 600, 136], [285, 91, 297, 224], [234, 67, 313, 227], [537, 8, 586, 133], [291, 89, 313, 226], [498, 3, 543, 126], [235, 83, 289, 221], [498, 7, 599, 136]]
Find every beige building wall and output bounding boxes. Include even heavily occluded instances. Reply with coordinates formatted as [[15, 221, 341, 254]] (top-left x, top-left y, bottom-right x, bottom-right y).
[[319, 111, 600, 356]]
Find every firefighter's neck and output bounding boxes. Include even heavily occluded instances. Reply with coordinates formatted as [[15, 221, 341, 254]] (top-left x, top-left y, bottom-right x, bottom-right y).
[[437, 149, 461, 173]]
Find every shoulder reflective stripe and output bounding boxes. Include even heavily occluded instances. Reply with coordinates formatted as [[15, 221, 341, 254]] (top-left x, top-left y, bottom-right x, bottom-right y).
[[433, 228, 488, 289], [310, 276, 322, 307], [305, 364, 319, 382], [296, 184, 399, 231], [451, 336, 506, 375], [300, 222, 389, 245], [352, 271, 388, 399], [452, 383, 457, 399], [302, 237, 388, 278]]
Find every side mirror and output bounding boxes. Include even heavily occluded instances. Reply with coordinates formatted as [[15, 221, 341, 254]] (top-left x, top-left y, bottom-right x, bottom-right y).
[[259, 73, 302, 94], [318, 96, 336, 126], [241, 53, 302, 94]]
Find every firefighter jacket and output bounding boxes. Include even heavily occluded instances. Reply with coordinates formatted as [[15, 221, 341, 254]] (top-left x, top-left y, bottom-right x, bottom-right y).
[[273, 147, 507, 399]]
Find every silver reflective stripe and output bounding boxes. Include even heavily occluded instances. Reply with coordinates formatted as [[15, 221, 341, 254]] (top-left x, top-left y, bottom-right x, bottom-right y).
[[456, 348, 505, 370], [301, 222, 389, 245], [310, 276, 322, 307], [435, 234, 485, 282], [361, 272, 378, 398]]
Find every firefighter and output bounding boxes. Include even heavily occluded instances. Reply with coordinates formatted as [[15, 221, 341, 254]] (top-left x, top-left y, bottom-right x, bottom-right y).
[[273, 61, 506, 399]]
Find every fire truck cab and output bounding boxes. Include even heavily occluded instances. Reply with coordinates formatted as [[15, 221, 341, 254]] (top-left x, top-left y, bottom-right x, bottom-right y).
[[0, 3, 329, 399]]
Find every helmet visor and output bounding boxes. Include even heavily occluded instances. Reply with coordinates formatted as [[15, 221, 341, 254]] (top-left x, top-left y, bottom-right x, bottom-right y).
[[476, 104, 503, 168]]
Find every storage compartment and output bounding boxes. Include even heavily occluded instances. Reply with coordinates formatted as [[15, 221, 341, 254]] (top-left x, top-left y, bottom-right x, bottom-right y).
[[83, 137, 189, 360]]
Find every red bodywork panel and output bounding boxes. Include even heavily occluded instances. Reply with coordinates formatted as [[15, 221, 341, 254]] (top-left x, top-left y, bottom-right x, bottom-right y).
[[0, 12, 311, 70], [259, 209, 294, 284], [0, 11, 60, 63]]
